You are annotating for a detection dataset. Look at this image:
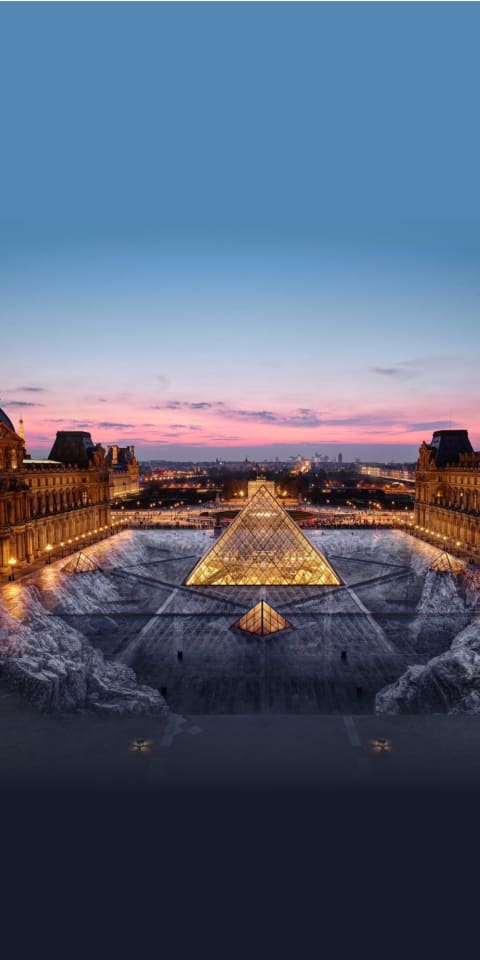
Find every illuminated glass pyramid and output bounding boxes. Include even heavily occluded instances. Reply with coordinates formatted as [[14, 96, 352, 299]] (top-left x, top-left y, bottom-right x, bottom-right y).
[[234, 601, 291, 636], [185, 485, 341, 586]]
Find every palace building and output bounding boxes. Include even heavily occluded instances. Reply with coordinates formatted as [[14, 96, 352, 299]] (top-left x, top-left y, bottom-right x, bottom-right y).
[[0, 410, 111, 573], [414, 429, 480, 557], [105, 444, 140, 499]]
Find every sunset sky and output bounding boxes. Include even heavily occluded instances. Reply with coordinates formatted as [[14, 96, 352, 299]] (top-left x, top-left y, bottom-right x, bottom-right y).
[[1, 4, 479, 460]]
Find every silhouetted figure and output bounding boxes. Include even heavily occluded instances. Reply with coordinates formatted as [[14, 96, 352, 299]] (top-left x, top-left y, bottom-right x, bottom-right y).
[[177, 650, 183, 662], [356, 686, 363, 698], [161, 686, 168, 699], [341, 650, 347, 662]]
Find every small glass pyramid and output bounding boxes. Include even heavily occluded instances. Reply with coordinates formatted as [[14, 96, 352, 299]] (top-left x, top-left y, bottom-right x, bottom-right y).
[[62, 552, 102, 575], [185, 484, 341, 586], [430, 551, 464, 575], [233, 600, 291, 636]]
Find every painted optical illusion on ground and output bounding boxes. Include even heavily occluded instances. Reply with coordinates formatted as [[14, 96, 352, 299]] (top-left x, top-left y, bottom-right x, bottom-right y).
[[185, 486, 341, 587], [62, 552, 103, 575], [234, 601, 292, 637]]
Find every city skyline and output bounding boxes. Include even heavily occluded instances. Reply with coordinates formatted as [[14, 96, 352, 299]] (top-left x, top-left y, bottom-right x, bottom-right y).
[[1, 4, 479, 459]]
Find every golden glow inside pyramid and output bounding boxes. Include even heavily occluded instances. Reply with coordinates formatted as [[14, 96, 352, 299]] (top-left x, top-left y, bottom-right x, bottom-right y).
[[234, 601, 291, 636], [185, 485, 341, 586]]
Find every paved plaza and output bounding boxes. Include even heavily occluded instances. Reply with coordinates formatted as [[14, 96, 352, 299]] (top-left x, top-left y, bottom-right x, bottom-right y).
[[2, 527, 475, 715]]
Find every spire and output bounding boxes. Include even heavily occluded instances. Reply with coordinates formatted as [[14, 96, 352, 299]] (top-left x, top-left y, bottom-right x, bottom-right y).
[[18, 418, 25, 441]]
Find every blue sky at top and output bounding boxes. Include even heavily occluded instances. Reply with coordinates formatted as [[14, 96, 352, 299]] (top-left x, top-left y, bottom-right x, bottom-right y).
[[1, 2, 479, 459]]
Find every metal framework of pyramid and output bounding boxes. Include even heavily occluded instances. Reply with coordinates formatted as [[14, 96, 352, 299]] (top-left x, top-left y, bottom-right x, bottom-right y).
[[233, 601, 291, 636], [185, 485, 341, 586], [62, 552, 102, 575]]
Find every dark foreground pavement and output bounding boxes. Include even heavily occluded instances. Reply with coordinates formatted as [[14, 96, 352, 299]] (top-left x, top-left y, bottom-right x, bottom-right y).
[[3, 676, 480, 952], [2, 678, 480, 788]]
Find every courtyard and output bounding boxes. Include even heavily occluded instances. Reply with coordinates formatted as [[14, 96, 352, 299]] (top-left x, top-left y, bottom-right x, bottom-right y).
[[2, 527, 476, 715]]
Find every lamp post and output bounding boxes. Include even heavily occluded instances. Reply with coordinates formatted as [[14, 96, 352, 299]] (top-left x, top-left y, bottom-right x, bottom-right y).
[[8, 557, 17, 581], [45, 543, 53, 564]]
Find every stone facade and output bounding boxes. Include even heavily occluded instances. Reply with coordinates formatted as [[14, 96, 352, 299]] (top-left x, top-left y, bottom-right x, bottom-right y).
[[414, 429, 480, 557], [105, 444, 140, 499], [0, 416, 111, 572], [247, 478, 276, 499]]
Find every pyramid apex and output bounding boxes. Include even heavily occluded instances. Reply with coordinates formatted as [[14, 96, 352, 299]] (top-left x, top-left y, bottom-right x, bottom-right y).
[[185, 484, 341, 587]]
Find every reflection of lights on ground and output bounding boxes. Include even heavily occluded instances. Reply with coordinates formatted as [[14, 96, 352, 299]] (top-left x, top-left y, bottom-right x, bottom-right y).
[[369, 738, 392, 753], [130, 738, 153, 753]]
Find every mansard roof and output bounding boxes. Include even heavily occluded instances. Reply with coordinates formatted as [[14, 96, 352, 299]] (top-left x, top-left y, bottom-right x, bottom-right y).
[[429, 430, 473, 467], [48, 431, 96, 467], [0, 407, 15, 433]]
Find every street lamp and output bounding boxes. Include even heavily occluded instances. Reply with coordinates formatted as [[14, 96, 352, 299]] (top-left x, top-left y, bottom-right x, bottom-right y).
[[8, 557, 16, 581], [45, 543, 53, 563]]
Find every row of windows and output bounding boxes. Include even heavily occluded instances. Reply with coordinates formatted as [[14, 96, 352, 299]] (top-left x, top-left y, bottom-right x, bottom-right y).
[[27, 475, 89, 488]]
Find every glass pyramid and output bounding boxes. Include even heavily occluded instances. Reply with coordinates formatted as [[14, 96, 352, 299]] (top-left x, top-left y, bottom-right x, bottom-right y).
[[430, 551, 464, 575], [62, 552, 102, 575], [233, 601, 291, 636], [185, 485, 341, 586]]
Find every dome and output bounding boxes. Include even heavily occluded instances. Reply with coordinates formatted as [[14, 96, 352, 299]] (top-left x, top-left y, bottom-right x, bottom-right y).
[[0, 407, 15, 432]]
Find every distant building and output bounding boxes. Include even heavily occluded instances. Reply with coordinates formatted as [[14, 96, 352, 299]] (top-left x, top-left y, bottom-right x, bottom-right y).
[[105, 444, 140, 499], [247, 477, 276, 499], [338, 453, 343, 465], [414, 429, 480, 557]]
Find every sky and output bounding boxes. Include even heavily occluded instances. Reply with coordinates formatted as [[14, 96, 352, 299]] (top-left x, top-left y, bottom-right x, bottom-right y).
[[1, 3, 479, 461]]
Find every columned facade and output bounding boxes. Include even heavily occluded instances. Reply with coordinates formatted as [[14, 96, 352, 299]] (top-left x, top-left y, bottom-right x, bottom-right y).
[[105, 444, 140, 498], [413, 429, 480, 558], [0, 416, 111, 572]]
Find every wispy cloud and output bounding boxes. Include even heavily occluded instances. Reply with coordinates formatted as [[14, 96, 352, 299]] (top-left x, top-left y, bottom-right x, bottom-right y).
[[5, 400, 43, 408], [97, 421, 135, 430], [407, 420, 457, 431], [371, 367, 402, 376], [152, 401, 323, 428], [15, 386, 46, 393], [151, 400, 225, 411], [228, 408, 324, 428], [370, 362, 418, 379]]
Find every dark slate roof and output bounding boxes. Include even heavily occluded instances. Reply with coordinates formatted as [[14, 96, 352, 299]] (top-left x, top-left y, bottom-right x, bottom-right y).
[[429, 430, 473, 467], [48, 431, 95, 467], [105, 445, 135, 468], [0, 407, 15, 432]]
